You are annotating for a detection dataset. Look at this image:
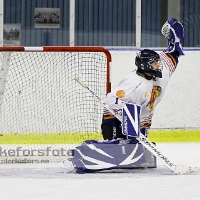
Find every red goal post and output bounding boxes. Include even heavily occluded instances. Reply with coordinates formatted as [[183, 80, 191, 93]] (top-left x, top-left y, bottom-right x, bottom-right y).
[[0, 46, 112, 163]]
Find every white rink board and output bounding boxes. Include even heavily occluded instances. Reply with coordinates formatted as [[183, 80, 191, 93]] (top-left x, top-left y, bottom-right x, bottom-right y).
[[110, 50, 200, 129]]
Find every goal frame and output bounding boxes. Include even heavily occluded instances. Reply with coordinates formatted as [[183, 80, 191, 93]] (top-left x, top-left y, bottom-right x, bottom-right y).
[[0, 46, 112, 94]]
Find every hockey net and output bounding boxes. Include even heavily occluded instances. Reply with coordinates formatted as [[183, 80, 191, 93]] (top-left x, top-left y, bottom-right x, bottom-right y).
[[0, 46, 111, 164]]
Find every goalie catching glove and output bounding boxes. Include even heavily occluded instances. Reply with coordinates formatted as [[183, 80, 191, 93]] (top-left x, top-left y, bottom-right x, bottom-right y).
[[161, 18, 184, 55]]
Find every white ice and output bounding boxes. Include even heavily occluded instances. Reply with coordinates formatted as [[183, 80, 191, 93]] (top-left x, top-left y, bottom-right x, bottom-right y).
[[1, 143, 200, 200]]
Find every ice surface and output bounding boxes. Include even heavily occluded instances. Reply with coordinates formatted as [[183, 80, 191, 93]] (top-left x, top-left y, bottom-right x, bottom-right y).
[[0, 143, 200, 200]]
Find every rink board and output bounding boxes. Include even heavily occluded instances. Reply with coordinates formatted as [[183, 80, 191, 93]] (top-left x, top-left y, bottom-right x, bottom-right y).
[[1, 129, 200, 144]]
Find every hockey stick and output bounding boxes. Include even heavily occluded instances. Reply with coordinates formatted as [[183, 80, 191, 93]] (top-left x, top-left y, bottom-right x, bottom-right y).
[[74, 77, 200, 175]]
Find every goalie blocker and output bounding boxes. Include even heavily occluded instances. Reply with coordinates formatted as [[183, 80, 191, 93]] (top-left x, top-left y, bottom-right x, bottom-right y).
[[67, 104, 156, 173]]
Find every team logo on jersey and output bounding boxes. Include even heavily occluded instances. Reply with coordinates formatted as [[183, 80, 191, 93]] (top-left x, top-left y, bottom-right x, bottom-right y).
[[116, 90, 125, 98], [147, 86, 162, 112]]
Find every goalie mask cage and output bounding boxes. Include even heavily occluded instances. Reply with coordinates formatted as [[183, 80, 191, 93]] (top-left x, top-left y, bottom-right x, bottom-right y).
[[0, 46, 111, 164]]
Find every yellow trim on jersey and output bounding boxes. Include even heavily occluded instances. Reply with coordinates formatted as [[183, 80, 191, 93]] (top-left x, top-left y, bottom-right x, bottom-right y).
[[141, 121, 152, 128], [103, 115, 116, 120]]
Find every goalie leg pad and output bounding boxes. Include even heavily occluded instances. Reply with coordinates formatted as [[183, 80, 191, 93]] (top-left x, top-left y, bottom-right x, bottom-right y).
[[68, 139, 151, 173]]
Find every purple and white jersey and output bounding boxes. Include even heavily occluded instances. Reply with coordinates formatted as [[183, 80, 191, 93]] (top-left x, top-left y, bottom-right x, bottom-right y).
[[104, 51, 177, 129]]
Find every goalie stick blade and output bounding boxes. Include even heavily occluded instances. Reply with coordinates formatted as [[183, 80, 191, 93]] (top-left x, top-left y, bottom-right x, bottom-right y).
[[174, 165, 200, 175]]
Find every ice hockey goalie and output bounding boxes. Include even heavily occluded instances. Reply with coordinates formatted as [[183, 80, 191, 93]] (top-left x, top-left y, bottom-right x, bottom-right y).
[[66, 104, 156, 173]]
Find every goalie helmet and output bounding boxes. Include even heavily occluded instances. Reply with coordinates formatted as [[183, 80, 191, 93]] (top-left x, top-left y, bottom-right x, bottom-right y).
[[135, 49, 162, 80]]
